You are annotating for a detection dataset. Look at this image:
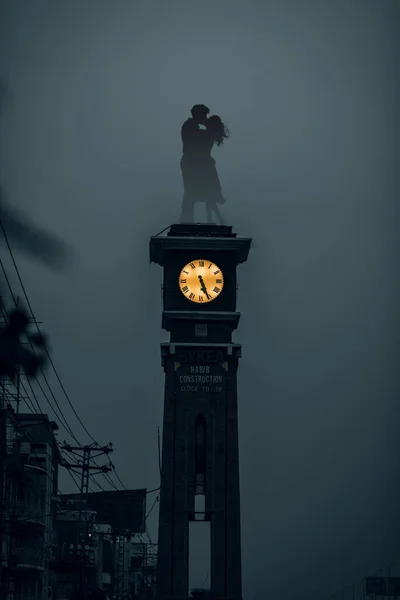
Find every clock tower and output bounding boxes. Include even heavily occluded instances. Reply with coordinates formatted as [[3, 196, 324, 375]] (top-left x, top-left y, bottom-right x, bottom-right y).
[[150, 222, 251, 600]]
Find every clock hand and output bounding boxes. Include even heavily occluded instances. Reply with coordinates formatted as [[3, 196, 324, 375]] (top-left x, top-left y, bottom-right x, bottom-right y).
[[198, 275, 210, 299]]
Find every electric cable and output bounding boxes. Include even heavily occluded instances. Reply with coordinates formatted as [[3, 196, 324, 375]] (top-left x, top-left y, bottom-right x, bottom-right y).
[[0, 268, 82, 443], [145, 495, 159, 520], [0, 229, 131, 491], [198, 567, 211, 589], [112, 467, 128, 490], [0, 219, 95, 443], [1, 222, 145, 495], [89, 475, 107, 492]]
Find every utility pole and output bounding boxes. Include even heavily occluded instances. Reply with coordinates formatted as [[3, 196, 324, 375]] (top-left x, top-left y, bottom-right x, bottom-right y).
[[61, 441, 113, 599]]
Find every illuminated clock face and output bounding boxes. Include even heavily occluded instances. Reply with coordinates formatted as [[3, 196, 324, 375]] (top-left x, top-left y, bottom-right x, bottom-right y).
[[179, 259, 224, 304]]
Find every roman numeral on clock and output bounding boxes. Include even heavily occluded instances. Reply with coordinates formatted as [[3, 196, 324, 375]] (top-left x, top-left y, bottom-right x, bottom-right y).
[[199, 260, 204, 267], [189, 292, 195, 300], [180, 279, 187, 284], [216, 279, 222, 284], [213, 286, 220, 293], [189, 262, 195, 269], [182, 286, 189, 293]]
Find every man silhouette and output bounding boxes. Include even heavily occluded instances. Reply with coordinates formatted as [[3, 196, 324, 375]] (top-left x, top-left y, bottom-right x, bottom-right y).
[[179, 104, 210, 222]]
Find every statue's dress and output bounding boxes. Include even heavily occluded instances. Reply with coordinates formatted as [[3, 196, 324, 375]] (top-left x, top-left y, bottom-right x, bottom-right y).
[[180, 119, 224, 207]]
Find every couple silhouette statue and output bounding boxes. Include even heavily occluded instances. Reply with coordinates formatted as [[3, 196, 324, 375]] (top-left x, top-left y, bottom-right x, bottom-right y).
[[179, 104, 229, 225]]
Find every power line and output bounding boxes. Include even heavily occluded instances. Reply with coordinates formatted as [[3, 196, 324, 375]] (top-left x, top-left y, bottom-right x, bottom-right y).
[[112, 466, 128, 490], [0, 224, 132, 489], [1, 364, 144, 510], [89, 475, 107, 492], [1, 300, 101, 495], [145, 495, 159, 520], [0, 298, 81, 443], [199, 567, 211, 590], [0, 220, 143, 496], [0, 219, 96, 443], [0, 356, 84, 497]]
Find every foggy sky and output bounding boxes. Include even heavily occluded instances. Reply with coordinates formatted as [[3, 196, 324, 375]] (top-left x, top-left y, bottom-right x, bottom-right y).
[[0, 1, 399, 598]]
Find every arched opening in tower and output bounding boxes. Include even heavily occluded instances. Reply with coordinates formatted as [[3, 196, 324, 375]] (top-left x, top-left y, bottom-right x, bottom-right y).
[[189, 412, 210, 592], [194, 413, 206, 496]]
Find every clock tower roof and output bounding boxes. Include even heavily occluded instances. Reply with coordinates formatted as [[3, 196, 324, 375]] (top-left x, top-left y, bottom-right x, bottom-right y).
[[150, 223, 252, 267], [168, 223, 236, 238]]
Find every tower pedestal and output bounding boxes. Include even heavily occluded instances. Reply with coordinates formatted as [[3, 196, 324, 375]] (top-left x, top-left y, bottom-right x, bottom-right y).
[[150, 224, 251, 600]]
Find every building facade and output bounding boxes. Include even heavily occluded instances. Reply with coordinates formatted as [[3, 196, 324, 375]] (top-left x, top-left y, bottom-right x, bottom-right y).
[[53, 500, 105, 599], [55, 489, 147, 599], [130, 541, 157, 600], [1, 411, 61, 600]]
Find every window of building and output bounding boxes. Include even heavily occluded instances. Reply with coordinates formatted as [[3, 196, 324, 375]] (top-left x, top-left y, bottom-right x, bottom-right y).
[[30, 443, 47, 453]]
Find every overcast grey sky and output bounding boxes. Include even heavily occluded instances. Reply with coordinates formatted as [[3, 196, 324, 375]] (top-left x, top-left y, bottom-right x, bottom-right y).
[[0, 1, 399, 598]]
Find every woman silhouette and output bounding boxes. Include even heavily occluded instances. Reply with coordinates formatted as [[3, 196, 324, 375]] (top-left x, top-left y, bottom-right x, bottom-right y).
[[179, 106, 230, 224]]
